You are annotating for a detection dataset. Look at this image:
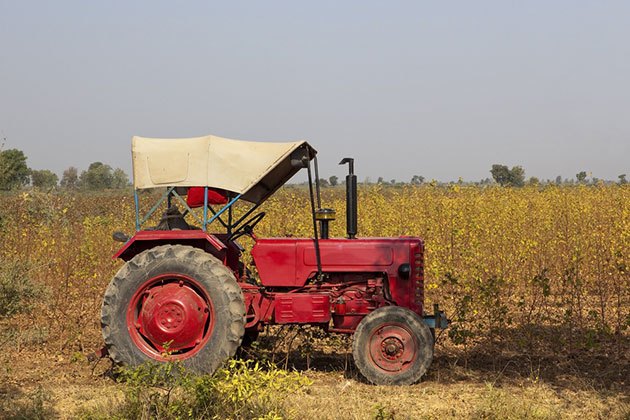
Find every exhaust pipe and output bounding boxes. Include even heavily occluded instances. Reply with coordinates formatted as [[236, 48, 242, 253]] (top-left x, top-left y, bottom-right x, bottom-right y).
[[339, 158, 357, 239]]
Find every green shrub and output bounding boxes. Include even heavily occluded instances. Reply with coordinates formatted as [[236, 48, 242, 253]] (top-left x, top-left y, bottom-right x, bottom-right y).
[[372, 403, 396, 420], [0, 261, 43, 318], [82, 359, 311, 420]]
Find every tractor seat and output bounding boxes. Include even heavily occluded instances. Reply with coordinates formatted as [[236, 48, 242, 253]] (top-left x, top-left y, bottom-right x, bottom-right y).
[[186, 187, 229, 208], [153, 205, 193, 230]]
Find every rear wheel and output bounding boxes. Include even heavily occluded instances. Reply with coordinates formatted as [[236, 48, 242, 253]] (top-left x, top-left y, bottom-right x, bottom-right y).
[[352, 306, 433, 385], [101, 245, 245, 373]]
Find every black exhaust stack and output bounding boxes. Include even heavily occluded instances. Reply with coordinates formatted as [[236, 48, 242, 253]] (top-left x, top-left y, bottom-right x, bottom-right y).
[[339, 158, 358, 239]]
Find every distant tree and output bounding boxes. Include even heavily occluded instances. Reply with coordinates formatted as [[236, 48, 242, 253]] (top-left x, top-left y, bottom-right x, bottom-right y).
[[411, 175, 424, 185], [490, 164, 510, 186], [509, 166, 525, 187], [328, 175, 338, 187], [490, 164, 525, 187], [619, 174, 627, 185], [80, 162, 114, 190], [60, 166, 79, 189], [555, 175, 562, 185], [576, 171, 587, 183], [31, 169, 58, 189], [0, 149, 30, 190], [318, 178, 329, 187], [111, 168, 130, 189], [377, 177, 384, 184], [528, 176, 539, 185], [390, 179, 396, 185]]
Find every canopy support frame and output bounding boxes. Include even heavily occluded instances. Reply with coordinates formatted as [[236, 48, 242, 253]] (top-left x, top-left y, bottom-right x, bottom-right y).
[[134, 187, 242, 232], [306, 150, 323, 281]]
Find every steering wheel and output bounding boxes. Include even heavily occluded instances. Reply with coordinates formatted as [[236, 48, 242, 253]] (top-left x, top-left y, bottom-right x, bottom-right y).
[[228, 212, 266, 241]]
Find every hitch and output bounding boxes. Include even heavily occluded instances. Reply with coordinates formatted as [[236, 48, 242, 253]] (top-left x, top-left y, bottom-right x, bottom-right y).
[[422, 304, 450, 329]]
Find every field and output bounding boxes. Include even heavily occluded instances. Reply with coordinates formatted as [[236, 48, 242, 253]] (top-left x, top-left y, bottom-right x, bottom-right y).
[[0, 184, 628, 419]]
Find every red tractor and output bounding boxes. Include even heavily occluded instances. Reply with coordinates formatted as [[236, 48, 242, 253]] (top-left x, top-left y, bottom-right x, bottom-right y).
[[102, 134, 448, 385]]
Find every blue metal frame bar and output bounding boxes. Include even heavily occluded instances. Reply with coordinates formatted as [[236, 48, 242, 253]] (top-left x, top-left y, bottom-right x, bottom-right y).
[[170, 190, 203, 225], [134, 190, 140, 231], [203, 187, 208, 231], [204, 193, 242, 231], [206, 205, 230, 229], [139, 187, 175, 227]]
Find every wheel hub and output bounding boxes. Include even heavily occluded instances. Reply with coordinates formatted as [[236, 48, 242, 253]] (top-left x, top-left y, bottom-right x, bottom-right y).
[[156, 302, 185, 331], [382, 338, 403, 359], [136, 282, 210, 353], [369, 324, 416, 373]]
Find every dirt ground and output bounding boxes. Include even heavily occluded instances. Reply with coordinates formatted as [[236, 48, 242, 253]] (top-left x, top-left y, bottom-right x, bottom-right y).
[[1, 338, 627, 419]]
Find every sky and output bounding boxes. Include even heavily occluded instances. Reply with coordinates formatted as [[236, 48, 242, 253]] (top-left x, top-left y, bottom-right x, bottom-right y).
[[1, 1, 628, 183]]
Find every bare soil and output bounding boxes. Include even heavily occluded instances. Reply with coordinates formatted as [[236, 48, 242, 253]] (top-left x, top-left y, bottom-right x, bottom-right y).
[[1, 335, 627, 419]]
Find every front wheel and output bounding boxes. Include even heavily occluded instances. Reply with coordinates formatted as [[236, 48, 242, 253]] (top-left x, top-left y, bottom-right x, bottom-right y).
[[101, 245, 245, 373], [352, 306, 434, 385]]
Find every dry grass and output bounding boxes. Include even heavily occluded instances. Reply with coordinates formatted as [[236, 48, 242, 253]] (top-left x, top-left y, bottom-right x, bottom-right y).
[[5, 328, 627, 419], [2, 356, 627, 419]]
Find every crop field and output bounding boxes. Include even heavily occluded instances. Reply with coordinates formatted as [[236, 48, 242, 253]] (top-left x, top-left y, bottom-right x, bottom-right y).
[[0, 184, 628, 419]]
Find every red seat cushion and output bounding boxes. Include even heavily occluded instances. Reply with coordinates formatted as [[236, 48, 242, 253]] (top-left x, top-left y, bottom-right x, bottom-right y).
[[186, 187, 229, 208]]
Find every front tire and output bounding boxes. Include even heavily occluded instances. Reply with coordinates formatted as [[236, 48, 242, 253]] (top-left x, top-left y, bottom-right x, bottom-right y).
[[101, 245, 245, 374], [352, 306, 434, 385]]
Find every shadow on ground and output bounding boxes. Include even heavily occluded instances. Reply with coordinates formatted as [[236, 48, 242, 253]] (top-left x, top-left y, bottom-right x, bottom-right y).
[[244, 324, 629, 394], [0, 383, 58, 419]]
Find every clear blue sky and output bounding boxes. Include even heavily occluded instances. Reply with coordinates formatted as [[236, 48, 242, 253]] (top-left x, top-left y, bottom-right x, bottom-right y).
[[1, 1, 628, 182]]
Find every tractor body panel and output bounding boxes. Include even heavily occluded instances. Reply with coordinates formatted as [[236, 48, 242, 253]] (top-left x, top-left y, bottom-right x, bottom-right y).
[[251, 237, 425, 317], [274, 293, 331, 324]]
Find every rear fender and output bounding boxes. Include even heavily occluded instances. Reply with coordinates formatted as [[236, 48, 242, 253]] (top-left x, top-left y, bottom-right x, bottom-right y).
[[114, 230, 227, 262]]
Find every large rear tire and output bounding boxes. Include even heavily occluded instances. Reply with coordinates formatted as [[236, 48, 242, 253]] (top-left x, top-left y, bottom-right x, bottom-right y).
[[352, 306, 433, 385], [101, 245, 245, 374]]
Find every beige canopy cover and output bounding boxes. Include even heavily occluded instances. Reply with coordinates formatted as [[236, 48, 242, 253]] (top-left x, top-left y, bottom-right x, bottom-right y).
[[132, 135, 315, 204]]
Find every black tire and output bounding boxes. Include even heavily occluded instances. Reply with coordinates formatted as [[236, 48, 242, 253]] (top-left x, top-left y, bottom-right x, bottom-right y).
[[352, 306, 434, 385], [101, 244, 245, 374]]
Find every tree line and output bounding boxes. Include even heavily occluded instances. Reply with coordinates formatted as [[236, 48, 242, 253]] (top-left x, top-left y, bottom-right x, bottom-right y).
[[0, 147, 130, 191], [321, 165, 626, 188], [486, 164, 626, 187], [1, 146, 626, 191]]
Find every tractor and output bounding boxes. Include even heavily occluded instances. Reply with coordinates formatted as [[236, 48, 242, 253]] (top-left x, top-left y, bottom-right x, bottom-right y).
[[101, 134, 448, 385]]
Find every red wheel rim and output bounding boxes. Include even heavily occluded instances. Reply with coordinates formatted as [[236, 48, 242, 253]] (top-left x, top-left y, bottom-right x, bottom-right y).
[[367, 323, 417, 374], [126, 273, 215, 361]]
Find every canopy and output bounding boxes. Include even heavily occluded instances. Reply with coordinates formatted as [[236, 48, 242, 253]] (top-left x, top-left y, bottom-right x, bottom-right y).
[[132, 134, 316, 204]]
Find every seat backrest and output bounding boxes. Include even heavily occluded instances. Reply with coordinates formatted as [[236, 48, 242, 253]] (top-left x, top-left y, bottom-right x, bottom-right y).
[[186, 187, 229, 208]]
